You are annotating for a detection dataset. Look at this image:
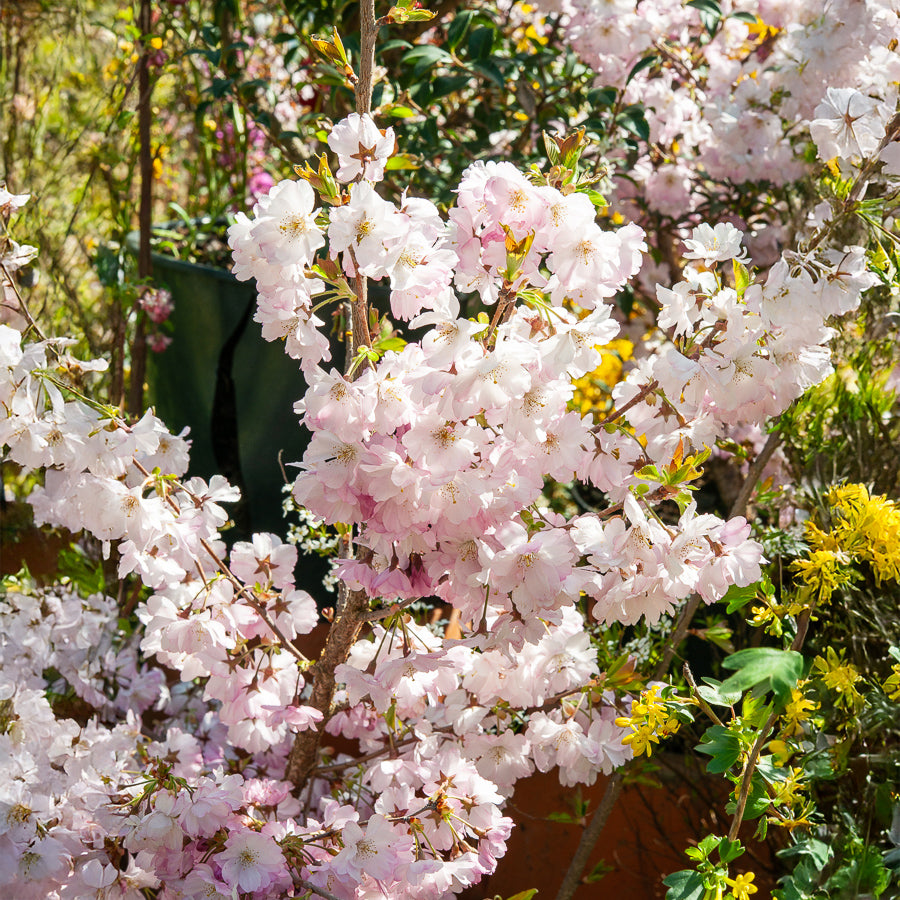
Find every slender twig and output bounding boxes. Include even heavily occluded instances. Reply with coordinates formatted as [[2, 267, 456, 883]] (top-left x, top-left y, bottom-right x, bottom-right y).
[[728, 429, 782, 521], [128, 0, 153, 417], [311, 736, 417, 775], [355, 0, 377, 115], [129, 458, 311, 665], [591, 380, 659, 432], [364, 598, 418, 621], [683, 662, 724, 727], [296, 879, 344, 900], [0, 260, 52, 347]]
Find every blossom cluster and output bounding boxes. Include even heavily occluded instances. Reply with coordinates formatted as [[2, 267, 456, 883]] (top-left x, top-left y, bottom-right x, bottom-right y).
[[0, 46, 887, 894], [527, 0, 899, 263]]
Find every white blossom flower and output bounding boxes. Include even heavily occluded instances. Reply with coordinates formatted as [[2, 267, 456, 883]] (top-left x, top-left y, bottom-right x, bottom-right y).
[[809, 87, 885, 161]]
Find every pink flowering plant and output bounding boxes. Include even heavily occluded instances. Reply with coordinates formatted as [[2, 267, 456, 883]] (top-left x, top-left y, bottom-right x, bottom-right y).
[[3, 1, 900, 898]]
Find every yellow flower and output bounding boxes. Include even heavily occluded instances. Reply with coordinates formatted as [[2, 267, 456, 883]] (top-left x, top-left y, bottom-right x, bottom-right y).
[[826, 484, 900, 583], [571, 339, 633, 417], [771, 768, 806, 809], [792, 549, 853, 603], [615, 685, 681, 757], [813, 648, 864, 712], [822, 663, 859, 694], [768, 739, 793, 767], [619, 724, 658, 757], [884, 663, 900, 701], [726, 871, 758, 900], [782, 687, 817, 737]]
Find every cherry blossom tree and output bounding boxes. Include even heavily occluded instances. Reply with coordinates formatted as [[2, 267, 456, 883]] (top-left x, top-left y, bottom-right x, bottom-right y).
[[2, 1, 900, 898]]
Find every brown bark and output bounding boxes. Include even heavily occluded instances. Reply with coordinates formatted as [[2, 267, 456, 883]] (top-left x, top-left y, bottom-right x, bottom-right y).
[[284, 588, 369, 789]]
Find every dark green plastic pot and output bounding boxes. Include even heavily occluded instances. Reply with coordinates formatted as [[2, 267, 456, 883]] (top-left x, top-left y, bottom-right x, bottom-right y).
[[128, 230, 308, 539]]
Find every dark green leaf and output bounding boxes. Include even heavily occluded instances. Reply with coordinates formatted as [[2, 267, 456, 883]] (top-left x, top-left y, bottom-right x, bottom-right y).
[[687, 0, 722, 33], [588, 86, 617, 108], [468, 25, 495, 61], [626, 53, 658, 85], [447, 9, 475, 51], [432, 74, 471, 98], [686, 0, 721, 15], [94, 245, 122, 288], [777, 838, 832, 869], [617, 106, 650, 142], [473, 59, 505, 89], [400, 45, 452, 75], [379, 39, 413, 54]]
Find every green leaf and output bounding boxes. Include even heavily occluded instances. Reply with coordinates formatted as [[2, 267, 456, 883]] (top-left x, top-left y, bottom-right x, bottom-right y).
[[446, 9, 475, 51], [698, 678, 743, 707], [505, 891, 538, 900], [687, 0, 722, 33], [467, 25, 495, 61], [93, 245, 123, 288], [546, 811, 577, 823], [617, 105, 650, 142], [400, 44, 452, 75], [777, 837, 832, 870], [375, 336, 407, 353], [686, 0, 721, 17], [825, 846, 890, 896], [663, 869, 706, 900], [723, 582, 758, 613], [725, 771, 769, 820], [626, 53, 658, 85], [385, 153, 420, 170], [696, 724, 742, 773], [432, 74, 471, 98], [473, 59, 505, 89], [379, 39, 413, 54], [718, 837, 745, 864], [387, 5, 434, 23], [585, 859, 614, 883], [730, 10, 759, 22], [720, 648, 804, 703], [588, 86, 617, 108]]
